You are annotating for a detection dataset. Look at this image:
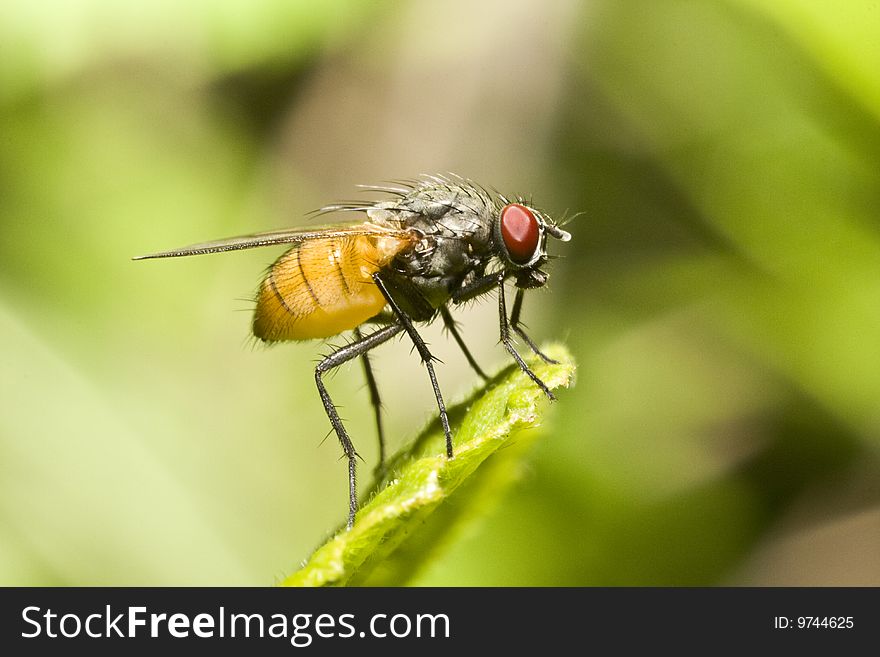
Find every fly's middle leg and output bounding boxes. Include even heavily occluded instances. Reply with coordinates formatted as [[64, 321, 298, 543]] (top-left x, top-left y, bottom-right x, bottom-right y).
[[440, 306, 489, 381], [353, 326, 387, 477], [315, 322, 404, 529]]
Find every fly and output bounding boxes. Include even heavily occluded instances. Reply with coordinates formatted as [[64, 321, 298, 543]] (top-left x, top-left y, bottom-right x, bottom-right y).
[[135, 174, 571, 529]]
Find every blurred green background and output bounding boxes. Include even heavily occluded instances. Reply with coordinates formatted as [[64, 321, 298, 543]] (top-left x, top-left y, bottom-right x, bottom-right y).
[[2, 0, 879, 586]]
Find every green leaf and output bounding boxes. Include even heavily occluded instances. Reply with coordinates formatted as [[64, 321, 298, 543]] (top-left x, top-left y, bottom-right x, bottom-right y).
[[281, 344, 575, 587]]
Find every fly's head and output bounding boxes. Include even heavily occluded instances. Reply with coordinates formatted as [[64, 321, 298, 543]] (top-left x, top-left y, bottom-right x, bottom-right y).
[[493, 202, 571, 289]]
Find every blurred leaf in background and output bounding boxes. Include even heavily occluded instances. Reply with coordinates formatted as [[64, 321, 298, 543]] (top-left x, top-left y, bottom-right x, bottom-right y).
[[1, 0, 878, 586]]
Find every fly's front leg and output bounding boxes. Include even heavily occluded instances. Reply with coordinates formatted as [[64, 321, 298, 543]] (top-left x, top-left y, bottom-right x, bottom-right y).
[[315, 323, 404, 529], [372, 273, 454, 459], [498, 279, 556, 401], [510, 288, 558, 364]]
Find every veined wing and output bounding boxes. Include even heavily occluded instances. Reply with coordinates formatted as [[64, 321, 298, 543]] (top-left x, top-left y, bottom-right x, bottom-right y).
[[133, 222, 412, 260]]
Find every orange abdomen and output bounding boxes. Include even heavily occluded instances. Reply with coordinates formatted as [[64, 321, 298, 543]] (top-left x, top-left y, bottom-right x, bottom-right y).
[[253, 235, 392, 342]]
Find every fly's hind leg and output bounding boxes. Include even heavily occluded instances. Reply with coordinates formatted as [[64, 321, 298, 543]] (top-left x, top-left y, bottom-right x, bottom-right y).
[[315, 323, 404, 529]]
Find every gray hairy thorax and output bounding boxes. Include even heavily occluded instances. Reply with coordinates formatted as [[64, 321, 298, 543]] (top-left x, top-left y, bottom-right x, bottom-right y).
[[367, 180, 502, 317]]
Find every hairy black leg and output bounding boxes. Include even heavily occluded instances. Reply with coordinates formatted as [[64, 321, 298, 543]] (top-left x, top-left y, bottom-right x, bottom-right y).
[[510, 288, 558, 364], [353, 327, 387, 476], [373, 274, 454, 458], [440, 306, 489, 381], [498, 280, 556, 401], [315, 323, 404, 529]]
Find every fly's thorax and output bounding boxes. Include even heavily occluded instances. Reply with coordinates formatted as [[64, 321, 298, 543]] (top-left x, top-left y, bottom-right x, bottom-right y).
[[427, 235, 479, 277], [392, 232, 484, 286], [388, 181, 496, 241]]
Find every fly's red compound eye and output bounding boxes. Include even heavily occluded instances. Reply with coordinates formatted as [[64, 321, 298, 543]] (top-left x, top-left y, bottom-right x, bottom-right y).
[[500, 203, 540, 265]]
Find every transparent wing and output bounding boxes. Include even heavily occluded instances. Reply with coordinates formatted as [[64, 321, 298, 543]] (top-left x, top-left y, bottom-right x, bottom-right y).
[[133, 222, 410, 260]]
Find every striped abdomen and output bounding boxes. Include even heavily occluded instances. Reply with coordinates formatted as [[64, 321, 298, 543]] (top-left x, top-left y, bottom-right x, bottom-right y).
[[253, 234, 407, 342]]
